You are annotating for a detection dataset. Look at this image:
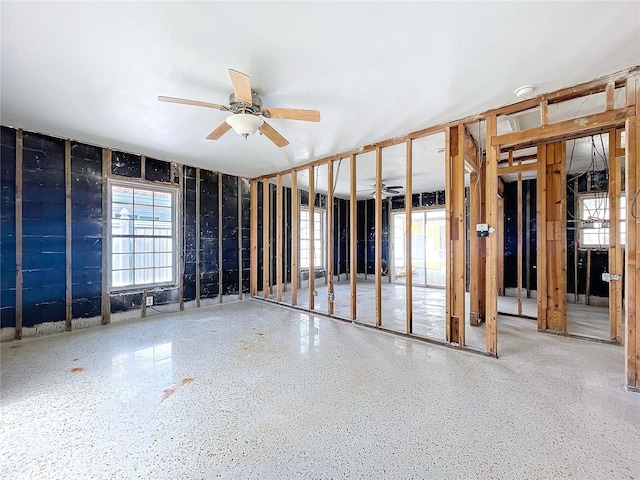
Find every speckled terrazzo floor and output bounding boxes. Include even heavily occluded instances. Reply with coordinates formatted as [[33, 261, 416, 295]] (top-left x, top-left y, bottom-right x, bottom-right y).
[[1, 298, 639, 479]]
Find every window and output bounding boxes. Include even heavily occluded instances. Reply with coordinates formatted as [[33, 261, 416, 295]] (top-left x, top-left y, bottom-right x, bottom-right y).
[[110, 182, 177, 289], [300, 207, 325, 269], [578, 193, 626, 248]]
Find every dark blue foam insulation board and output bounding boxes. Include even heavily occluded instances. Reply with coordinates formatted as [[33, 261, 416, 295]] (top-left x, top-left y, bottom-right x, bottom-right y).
[[382, 199, 389, 277], [111, 291, 142, 313], [240, 178, 251, 293], [221, 174, 239, 295], [199, 169, 219, 300], [366, 199, 375, 274], [527, 179, 537, 291], [71, 142, 103, 318], [111, 151, 141, 178], [145, 157, 171, 183], [269, 184, 276, 287], [21, 132, 66, 327], [339, 199, 349, 275], [503, 182, 518, 289], [183, 167, 197, 302], [1, 127, 16, 327], [256, 181, 263, 289], [566, 180, 576, 294]]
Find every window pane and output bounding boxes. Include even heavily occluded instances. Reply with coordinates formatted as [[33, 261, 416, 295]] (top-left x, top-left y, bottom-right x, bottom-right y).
[[112, 218, 133, 236], [156, 267, 173, 283], [135, 268, 154, 285], [112, 237, 133, 253], [112, 186, 133, 203], [155, 252, 172, 268], [112, 253, 134, 270], [112, 270, 133, 287], [135, 253, 154, 268], [154, 190, 172, 207], [135, 238, 154, 254], [134, 189, 154, 205], [155, 237, 173, 252]]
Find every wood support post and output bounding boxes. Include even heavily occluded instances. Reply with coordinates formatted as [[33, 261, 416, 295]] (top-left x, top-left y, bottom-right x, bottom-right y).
[[485, 115, 499, 355], [624, 74, 639, 389], [263, 179, 270, 298], [308, 167, 315, 311], [327, 161, 335, 315], [374, 147, 382, 327], [445, 125, 466, 344], [469, 156, 486, 326], [349, 154, 357, 321], [250, 180, 258, 296], [609, 129, 623, 342], [276, 175, 283, 302], [291, 172, 299, 305], [405, 139, 413, 334], [101, 149, 111, 324], [537, 141, 567, 332]]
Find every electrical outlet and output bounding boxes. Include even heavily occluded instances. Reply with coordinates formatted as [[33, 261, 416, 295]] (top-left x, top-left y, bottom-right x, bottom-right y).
[[145, 296, 154, 307]]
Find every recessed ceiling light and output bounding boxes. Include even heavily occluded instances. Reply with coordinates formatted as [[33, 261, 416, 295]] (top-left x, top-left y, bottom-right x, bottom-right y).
[[514, 85, 535, 98]]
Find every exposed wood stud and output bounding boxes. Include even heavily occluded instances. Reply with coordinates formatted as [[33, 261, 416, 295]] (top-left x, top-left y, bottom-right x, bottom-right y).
[[608, 129, 623, 342], [179, 165, 185, 310], [525, 178, 531, 298], [585, 249, 591, 306], [327, 161, 335, 315], [291, 172, 300, 305], [405, 139, 413, 334], [140, 155, 146, 181], [374, 147, 382, 327], [308, 167, 315, 311], [195, 168, 201, 308], [574, 177, 579, 305], [276, 175, 283, 302], [250, 180, 258, 296], [485, 115, 499, 355], [15, 130, 23, 339], [263, 179, 270, 298], [349, 154, 357, 321], [65, 140, 72, 331], [517, 172, 523, 316], [605, 82, 615, 111], [101, 148, 111, 325], [541, 100, 549, 125], [291, 172, 299, 305]]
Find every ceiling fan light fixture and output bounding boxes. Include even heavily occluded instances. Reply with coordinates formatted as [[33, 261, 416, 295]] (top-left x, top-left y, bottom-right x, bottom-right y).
[[225, 113, 264, 137], [514, 85, 535, 98]]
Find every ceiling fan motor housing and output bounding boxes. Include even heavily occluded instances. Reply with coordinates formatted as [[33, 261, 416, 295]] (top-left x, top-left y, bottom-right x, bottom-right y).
[[228, 91, 262, 115]]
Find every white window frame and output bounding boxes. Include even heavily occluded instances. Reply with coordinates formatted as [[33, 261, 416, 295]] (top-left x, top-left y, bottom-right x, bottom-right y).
[[108, 180, 179, 291], [299, 206, 326, 270], [577, 192, 626, 248]]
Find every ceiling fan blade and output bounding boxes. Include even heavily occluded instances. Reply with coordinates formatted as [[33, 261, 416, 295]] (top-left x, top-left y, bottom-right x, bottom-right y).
[[228, 69, 253, 104], [386, 185, 403, 190], [386, 189, 400, 194], [263, 107, 321, 122], [158, 96, 226, 110], [259, 121, 289, 148], [205, 122, 231, 140]]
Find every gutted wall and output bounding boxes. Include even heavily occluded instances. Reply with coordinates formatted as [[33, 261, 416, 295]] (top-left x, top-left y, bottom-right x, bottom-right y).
[[0, 126, 249, 339]]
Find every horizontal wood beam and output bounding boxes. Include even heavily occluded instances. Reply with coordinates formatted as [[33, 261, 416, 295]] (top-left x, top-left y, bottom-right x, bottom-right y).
[[492, 107, 634, 148], [497, 161, 539, 176]]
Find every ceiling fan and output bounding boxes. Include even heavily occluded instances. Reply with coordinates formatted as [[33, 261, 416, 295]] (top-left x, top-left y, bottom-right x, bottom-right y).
[[158, 68, 320, 148], [369, 183, 403, 196]]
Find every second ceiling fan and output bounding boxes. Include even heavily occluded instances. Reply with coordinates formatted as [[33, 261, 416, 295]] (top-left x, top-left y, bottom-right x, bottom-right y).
[[159, 68, 320, 147]]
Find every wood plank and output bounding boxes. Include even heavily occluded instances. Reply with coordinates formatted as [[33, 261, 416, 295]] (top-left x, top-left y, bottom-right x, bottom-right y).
[[608, 130, 623, 342], [627, 76, 637, 108], [250, 180, 258, 296], [350, 154, 357, 321], [15, 130, 23, 339], [65, 140, 72, 331], [291, 171, 299, 306], [195, 168, 201, 307], [606, 82, 615, 111], [101, 149, 111, 325], [179, 165, 185, 309], [536, 146, 548, 330], [541, 100, 549, 125], [517, 173, 523, 316], [497, 161, 539, 176], [276, 175, 283, 302], [455, 127, 466, 344], [263, 179, 270, 298], [375, 146, 382, 327], [327, 161, 335, 315], [405, 139, 413, 334], [308, 167, 315, 311], [625, 113, 638, 387], [485, 115, 499, 355], [492, 107, 633, 148], [445, 127, 452, 341]]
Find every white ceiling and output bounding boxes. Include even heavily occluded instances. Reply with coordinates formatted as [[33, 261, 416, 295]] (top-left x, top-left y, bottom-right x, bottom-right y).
[[2, 2, 639, 195]]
